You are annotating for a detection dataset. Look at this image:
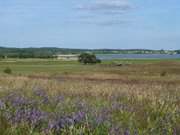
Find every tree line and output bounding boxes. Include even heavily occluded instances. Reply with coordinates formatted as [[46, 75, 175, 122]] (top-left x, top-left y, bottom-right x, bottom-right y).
[[0, 47, 179, 59]]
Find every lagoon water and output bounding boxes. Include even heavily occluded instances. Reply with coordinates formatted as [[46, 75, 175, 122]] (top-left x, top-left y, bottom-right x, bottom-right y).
[[96, 54, 180, 60]]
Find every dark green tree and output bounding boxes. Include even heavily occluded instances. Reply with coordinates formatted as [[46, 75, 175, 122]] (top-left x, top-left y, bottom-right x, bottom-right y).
[[78, 53, 101, 64]]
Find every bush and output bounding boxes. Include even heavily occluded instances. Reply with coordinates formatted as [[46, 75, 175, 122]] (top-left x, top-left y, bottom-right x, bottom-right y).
[[78, 53, 101, 64], [160, 71, 167, 77], [3, 67, 12, 74]]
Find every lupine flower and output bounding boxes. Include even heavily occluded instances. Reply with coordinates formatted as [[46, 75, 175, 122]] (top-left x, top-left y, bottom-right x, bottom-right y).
[[73, 111, 85, 124], [33, 87, 47, 97], [11, 96, 30, 107], [33, 87, 49, 104], [95, 107, 111, 125], [75, 100, 89, 112], [109, 126, 122, 135], [10, 107, 47, 127], [55, 95, 64, 103], [173, 128, 177, 135], [48, 117, 69, 132], [48, 111, 85, 132], [27, 108, 47, 125], [124, 129, 130, 135], [0, 99, 6, 110]]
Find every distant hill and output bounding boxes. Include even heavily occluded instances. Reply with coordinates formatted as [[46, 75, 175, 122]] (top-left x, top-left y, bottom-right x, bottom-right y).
[[0, 47, 179, 58]]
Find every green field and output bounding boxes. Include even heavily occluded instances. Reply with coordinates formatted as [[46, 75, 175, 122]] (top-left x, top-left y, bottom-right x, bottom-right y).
[[0, 58, 180, 75], [0, 59, 180, 135]]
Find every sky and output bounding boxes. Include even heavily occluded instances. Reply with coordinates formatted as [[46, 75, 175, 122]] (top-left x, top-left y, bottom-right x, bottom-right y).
[[0, 0, 179, 49]]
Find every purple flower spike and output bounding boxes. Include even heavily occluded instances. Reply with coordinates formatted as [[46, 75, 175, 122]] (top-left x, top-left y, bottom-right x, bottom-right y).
[[124, 129, 130, 135], [0, 100, 6, 110], [33, 87, 47, 97]]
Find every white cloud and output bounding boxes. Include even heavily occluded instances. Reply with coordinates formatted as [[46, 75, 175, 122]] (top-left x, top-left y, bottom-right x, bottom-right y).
[[77, 0, 132, 13], [75, 0, 133, 26]]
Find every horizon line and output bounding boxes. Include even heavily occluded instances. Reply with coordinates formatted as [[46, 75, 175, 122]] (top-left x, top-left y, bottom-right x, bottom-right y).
[[0, 46, 179, 51]]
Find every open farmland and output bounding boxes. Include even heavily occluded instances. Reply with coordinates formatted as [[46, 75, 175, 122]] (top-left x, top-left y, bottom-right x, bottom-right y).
[[0, 59, 180, 135]]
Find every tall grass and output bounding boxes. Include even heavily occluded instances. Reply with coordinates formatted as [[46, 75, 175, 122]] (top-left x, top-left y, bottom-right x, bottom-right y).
[[0, 60, 180, 134], [0, 74, 179, 135]]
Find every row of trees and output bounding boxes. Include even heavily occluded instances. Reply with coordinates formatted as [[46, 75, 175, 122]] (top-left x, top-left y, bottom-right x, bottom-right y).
[[0, 48, 57, 58], [0, 54, 56, 59]]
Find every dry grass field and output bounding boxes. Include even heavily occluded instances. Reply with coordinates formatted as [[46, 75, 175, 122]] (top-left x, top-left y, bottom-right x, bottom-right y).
[[0, 59, 180, 135]]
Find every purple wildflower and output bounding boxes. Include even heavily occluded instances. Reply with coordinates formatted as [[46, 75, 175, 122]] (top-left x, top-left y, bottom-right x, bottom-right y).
[[4, 93, 36, 108], [48, 111, 86, 132], [33, 87, 47, 97], [33, 88, 49, 104], [55, 95, 64, 103], [95, 107, 111, 125], [73, 111, 86, 124], [124, 129, 130, 135], [109, 125, 122, 135], [48, 117, 69, 131], [27, 108, 47, 125], [10, 107, 47, 127], [11, 96, 31, 107], [0, 100, 6, 110], [173, 128, 177, 135]]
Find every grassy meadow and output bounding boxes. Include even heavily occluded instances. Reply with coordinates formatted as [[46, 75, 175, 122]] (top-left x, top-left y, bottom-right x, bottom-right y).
[[0, 58, 180, 135]]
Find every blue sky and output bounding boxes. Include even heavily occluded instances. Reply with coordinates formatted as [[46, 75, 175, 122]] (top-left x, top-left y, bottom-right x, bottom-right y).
[[0, 0, 179, 49]]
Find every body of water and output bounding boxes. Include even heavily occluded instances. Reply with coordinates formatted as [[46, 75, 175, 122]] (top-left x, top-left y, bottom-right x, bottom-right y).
[[96, 54, 180, 60]]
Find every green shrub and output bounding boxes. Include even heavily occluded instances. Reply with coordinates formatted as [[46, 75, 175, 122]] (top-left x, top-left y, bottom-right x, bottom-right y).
[[78, 53, 101, 64], [3, 67, 12, 74], [160, 71, 167, 77]]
